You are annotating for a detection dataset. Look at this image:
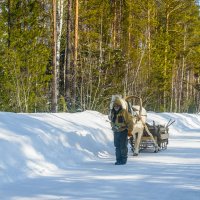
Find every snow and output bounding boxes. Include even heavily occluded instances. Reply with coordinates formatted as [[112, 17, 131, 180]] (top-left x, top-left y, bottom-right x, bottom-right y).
[[0, 110, 200, 200]]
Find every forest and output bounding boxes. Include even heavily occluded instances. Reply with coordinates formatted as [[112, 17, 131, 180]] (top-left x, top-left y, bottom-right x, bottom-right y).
[[0, 0, 200, 113]]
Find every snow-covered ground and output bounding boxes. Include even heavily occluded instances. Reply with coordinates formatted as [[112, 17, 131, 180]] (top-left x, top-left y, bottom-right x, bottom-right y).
[[0, 110, 200, 200]]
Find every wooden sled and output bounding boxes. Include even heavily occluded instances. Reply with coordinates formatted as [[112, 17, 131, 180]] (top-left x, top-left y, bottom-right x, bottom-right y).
[[129, 119, 175, 153]]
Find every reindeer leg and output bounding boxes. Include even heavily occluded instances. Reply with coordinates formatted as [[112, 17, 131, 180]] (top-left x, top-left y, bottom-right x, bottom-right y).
[[133, 131, 143, 156]]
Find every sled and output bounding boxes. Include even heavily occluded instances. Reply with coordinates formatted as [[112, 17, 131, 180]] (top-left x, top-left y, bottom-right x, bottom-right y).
[[129, 119, 175, 153]]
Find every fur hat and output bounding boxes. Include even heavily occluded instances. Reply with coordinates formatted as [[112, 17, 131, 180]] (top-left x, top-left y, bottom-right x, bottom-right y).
[[113, 97, 122, 106]]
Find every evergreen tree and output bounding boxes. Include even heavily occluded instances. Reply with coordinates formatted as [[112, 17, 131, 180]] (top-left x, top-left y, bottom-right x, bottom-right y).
[[0, 0, 200, 113], [0, 0, 51, 112]]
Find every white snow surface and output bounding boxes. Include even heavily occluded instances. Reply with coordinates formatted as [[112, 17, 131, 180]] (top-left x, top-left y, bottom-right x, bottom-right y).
[[0, 110, 200, 200]]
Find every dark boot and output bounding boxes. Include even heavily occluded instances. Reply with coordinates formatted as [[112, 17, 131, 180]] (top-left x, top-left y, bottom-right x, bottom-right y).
[[121, 159, 127, 165]]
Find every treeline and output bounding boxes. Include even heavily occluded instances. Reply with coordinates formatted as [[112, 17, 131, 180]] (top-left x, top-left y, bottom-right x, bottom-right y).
[[0, 0, 200, 113]]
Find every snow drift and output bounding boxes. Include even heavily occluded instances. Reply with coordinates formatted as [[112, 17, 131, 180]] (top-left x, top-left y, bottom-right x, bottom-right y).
[[0, 111, 113, 183]]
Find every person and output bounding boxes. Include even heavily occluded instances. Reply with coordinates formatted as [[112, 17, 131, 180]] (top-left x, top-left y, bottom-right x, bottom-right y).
[[110, 97, 134, 165]]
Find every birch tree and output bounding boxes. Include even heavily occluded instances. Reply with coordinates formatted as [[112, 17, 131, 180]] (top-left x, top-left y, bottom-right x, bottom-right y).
[[56, 0, 64, 108]]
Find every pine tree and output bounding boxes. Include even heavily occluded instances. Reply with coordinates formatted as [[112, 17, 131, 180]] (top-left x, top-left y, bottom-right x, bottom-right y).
[[0, 0, 51, 112]]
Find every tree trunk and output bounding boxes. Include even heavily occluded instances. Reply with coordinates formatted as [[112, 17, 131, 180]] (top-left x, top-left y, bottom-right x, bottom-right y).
[[72, 0, 79, 110], [7, 0, 11, 48], [52, 0, 57, 112], [56, 0, 64, 108], [178, 25, 187, 112], [65, 0, 72, 110]]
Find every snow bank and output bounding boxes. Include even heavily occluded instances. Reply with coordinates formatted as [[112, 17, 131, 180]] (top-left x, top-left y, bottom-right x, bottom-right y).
[[0, 111, 113, 183]]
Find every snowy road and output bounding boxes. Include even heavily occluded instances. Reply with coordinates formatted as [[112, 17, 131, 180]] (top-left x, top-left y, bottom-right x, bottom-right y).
[[0, 111, 200, 200]]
